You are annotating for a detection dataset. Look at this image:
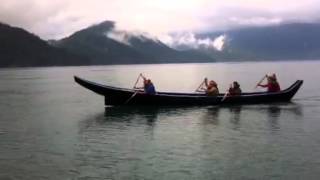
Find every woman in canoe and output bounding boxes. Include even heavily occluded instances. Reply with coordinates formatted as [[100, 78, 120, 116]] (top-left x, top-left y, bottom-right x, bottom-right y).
[[221, 81, 242, 101], [140, 74, 156, 95], [204, 78, 219, 95], [228, 81, 242, 95], [258, 74, 281, 92]]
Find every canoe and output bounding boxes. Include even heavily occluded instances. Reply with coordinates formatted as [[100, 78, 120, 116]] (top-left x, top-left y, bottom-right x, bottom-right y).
[[74, 76, 303, 106]]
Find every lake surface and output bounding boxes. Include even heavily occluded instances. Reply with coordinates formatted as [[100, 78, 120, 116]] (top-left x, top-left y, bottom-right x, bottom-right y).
[[0, 61, 320, 180]]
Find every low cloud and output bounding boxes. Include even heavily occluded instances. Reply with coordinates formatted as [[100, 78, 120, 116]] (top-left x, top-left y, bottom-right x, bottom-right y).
[[105, 28, 160, 46], [228, 17, 283, 26], [106, 31, 131, 46], [161, 33, 226, 51], [213, 35, 226, 51]]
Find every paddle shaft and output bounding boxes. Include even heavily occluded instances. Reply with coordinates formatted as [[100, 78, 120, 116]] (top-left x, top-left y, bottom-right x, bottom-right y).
[[124, 91, 139, 104], [126, 73, 144, 104], [255, 75, 267, 89], [221, 90, 229, 102], [195, 80, 205, 92], [133, 74, 142, 88]]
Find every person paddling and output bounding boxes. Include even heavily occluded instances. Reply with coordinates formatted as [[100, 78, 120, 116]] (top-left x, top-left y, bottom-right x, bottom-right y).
[[221, 81, 242, 102], [228, 81, 242, 95], [204, 78, 219, 95], [257, 74, 281, 92], [136, 74, 156, 95]]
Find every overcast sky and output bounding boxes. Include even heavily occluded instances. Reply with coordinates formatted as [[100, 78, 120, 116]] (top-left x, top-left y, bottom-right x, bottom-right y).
[[1, 0, 320, 40]]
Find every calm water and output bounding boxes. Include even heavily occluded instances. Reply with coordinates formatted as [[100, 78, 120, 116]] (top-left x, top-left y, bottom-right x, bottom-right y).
[[0, 61, 320, 180]]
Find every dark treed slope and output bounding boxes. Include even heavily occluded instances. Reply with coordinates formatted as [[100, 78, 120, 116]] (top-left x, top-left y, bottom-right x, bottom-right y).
[[2, 21, 320, 67], [0, 23, 89, 67], [52, 21, 147, 64]]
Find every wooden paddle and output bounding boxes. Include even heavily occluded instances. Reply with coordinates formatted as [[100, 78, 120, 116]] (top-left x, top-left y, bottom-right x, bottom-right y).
[[133, 73, 143, 89], [195, 78, 206, 92], [124, 74, 143, 104], [221, 84, 232, 102], [221, 91, 229, 102], [124, 91, 140, 104], [255, 74, 267, 89]]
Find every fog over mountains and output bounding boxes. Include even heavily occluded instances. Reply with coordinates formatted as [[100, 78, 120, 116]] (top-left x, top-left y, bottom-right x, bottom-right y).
[[1, 20, 320, 67], [51, 21, 212, 65], [196, 23, 320, 61]]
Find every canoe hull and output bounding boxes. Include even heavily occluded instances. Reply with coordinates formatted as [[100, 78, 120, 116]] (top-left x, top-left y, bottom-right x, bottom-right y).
[[74, 76, 303, 106]]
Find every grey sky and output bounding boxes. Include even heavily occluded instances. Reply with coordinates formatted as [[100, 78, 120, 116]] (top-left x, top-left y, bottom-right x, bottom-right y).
[[1, 0, 320, 40]]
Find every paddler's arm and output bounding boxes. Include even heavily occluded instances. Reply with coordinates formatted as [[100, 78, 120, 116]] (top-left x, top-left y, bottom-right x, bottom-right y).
[[258, 84, 268, 88], [204, 78, 208, 87]]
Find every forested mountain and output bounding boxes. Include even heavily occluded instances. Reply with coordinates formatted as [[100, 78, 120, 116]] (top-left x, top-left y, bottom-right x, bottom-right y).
[[53, 21, 212, 64], [0, 23, 89, 67], [1, 21, 320, 67], [197, 23, 320, 61]]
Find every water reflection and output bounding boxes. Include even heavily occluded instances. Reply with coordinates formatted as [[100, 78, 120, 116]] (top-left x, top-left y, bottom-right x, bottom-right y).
[[75, 103, 305, 179], [261, 103, 303, 118], [201, 103, 302, 131], [266, 103, 303, 131], [104, 106, 160, 126], [202, 107, 221, 125], [201, 106, 243, 130], [267, 105, 282, 130], [267, 103, 302, 116], [229, 106, 242, 130], [267, 105, 281, 117], [79, 103, 303, 133], [79, 106, 198, 134], [244, 103, 303, 131], [78, 103, 305, 139]]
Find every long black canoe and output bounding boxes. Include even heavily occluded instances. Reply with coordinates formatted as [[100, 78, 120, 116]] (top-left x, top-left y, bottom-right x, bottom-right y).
[[74, 76, 303, 106]]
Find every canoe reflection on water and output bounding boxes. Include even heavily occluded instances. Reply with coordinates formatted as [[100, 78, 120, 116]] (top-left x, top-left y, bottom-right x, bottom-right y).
[[79, 103, 302, 131], [104, 106, 162, 125]]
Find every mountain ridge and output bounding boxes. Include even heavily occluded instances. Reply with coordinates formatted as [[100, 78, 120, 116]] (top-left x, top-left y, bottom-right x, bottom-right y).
[[195, 22, 320, 61], [0, 22, 90, 67], [1, 21, 320, 67], [53, 20, 214, 64]]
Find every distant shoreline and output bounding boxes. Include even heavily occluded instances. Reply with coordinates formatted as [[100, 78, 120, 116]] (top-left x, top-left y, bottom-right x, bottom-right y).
[[0, 59, 319, 69]]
